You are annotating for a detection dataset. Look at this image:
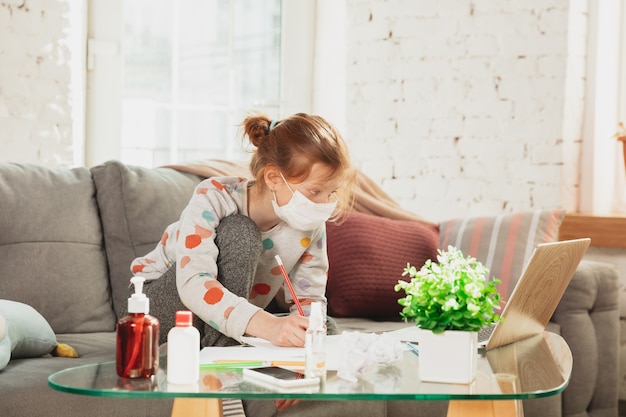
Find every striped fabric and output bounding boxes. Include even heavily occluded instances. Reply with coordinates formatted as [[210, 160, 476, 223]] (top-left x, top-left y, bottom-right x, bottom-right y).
[[223, 399, 246, 417], [439, 209, 565, 299]]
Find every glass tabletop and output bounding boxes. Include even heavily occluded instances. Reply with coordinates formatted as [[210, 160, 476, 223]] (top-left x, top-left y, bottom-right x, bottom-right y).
[[48, 331, 572, 402]]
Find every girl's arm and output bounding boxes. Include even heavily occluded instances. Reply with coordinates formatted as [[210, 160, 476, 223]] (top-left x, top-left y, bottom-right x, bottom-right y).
[[175, 178, 261, 341]]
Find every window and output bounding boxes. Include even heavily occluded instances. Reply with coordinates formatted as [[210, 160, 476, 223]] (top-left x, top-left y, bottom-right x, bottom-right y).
[[121, 0, 280, 166], [580, 0, 626, 214], [85, 0, 315, 167], [613, 3, 626, 213]]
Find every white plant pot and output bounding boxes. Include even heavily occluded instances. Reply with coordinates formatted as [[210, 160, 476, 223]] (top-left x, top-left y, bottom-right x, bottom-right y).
[[417, 328, 478, 384]]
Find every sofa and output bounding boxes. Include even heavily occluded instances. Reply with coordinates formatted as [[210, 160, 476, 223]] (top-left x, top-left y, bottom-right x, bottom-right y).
[[0, 160, 619, 417]]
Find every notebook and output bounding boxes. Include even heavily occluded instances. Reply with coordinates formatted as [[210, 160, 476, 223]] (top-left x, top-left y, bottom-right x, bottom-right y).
[[480, 237, 590, 350]]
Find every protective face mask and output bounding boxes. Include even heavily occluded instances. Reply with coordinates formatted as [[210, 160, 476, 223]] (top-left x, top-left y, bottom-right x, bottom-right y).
[[272, 174, 337, 231]]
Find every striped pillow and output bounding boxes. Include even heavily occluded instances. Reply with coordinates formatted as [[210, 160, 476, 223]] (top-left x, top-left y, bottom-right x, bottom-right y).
[[439, 209, 565, 298]]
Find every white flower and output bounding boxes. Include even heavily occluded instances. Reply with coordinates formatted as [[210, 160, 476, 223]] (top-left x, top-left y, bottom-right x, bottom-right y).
[[464, 282, 481, 298], [444, 298, 459, 310], [467, 302, 480, 313]]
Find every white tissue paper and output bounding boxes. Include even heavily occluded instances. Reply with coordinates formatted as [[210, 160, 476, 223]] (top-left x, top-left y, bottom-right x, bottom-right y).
[[336, 331, 404, 382]]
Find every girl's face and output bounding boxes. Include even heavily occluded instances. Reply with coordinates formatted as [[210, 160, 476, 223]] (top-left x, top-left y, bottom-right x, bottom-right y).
[[274, 162, 343, 206]]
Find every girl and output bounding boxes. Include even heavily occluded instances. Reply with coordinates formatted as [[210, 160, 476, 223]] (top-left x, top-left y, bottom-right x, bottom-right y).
[[127, 113, 447, 417], [129, 112, 355, 351]]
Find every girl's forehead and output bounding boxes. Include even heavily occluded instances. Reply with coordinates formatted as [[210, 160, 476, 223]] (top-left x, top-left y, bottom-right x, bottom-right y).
[[298, 166, 343, 192], [305, 163, 340, 182]]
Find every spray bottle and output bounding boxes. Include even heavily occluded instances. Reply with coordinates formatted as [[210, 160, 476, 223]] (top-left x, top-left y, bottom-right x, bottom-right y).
[[116, 276, 160, 379], [305, 301, 327, 379]]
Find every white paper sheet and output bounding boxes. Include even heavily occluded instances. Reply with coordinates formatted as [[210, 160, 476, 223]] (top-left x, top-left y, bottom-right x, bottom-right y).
[[200, 335, 344, 370], [199, 330, 415, 372]]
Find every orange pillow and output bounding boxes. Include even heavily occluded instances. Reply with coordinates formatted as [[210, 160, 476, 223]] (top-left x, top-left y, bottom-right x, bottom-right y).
[[325, 212, 439, 319]]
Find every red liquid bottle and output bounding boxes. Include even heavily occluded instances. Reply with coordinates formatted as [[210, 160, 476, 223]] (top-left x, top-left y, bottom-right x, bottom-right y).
[[116, 277, 160, 379]]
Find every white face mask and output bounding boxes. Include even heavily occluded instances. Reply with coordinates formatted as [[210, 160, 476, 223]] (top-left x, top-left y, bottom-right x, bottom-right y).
[[271, 174, 337, 231]]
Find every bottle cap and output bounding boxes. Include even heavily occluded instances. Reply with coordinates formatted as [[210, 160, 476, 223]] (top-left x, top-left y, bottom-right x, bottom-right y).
[[128, 277, 149, 314], [175, 310, 193, 327], [308, 301, 324, 330]]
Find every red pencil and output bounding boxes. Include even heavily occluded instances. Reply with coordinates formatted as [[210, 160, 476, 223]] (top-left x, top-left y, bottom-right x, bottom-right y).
[[274, 255, 305, 316]]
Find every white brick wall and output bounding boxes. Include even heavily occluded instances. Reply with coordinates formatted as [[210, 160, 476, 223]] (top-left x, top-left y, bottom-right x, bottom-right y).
[[345, 0, 587, 221], [0, 0, 587, 222], [0, 0, 74, 167]]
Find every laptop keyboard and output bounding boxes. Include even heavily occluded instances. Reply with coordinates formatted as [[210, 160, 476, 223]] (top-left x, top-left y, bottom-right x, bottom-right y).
[[478, 325, 495, 343]]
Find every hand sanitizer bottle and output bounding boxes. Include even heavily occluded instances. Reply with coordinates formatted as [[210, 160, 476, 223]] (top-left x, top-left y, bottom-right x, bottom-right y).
[[305, 302, 327, 379], [167, 310, 200, 385], [116, 277, 160, 379]]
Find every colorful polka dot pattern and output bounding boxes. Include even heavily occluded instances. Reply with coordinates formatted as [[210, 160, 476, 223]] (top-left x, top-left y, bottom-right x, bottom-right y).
[[203, 280, 225, 305], [131, 176, 330, 339], [262, 238, 274, 251], [185, 179, 245, 332]]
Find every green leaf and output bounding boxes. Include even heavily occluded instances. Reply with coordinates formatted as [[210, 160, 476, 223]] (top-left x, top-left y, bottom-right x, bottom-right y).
[[394, 246, 502, 332]]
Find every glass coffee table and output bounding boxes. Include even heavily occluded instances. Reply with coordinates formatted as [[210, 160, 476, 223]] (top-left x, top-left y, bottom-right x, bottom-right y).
[[49, 331, 571, 417]]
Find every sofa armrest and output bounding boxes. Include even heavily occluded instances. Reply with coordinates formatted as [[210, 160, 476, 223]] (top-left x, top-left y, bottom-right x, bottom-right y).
[[550, 260, 619, 417]]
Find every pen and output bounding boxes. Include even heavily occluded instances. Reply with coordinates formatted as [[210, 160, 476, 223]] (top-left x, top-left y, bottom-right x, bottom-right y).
[[200, 361, 265, 369], [406, 342, 419, 357], [201, 360, 306, 368], [268, 360, 305, 367], [275, 255, 305, 316]]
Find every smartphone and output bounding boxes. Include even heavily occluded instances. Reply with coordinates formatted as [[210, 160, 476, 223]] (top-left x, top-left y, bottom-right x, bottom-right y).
[[242, 366, 320, 389]]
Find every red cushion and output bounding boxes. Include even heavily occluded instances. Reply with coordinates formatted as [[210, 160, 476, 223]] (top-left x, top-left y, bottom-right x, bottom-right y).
[[326, 212, 439, 319]]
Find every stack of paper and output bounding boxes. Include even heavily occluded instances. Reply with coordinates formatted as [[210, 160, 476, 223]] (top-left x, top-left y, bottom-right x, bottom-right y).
[[200, 335, 345, 369]]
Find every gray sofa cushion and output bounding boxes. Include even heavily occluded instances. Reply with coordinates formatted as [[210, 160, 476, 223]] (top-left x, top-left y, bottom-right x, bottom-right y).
[[0, 332, 172, 417], [91, 160, 203, 318], [0, 163, 115, 333], [551, 259, 619, 417]]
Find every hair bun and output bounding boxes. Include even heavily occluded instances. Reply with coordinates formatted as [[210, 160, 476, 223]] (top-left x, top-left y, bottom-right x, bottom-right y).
[[242, 114, 272, 147]]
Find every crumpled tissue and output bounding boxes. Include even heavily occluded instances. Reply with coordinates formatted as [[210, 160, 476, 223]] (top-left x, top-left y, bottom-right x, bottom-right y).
[[336, 331, 404, 382]]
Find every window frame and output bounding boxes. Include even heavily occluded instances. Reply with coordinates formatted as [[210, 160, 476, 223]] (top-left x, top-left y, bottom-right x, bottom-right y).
[[579, 0, 625, 214], [83, 0, 315, 167]]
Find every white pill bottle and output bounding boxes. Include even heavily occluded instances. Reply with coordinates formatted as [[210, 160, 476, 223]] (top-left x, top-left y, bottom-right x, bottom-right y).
[[167, 310, 200, 385]]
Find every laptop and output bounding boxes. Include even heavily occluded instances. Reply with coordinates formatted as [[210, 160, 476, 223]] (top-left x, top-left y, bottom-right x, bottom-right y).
[[481, 237, 590, 350]]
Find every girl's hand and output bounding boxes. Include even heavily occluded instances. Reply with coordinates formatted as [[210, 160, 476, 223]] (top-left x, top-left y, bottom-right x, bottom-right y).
[[246, 310, 309, 347], [269, 313, 309, 347]]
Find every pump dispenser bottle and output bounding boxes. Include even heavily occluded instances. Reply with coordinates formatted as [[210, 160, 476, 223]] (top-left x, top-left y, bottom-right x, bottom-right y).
[[167, 310, 200, 385], [305, 302, 327, 379], [116, 277, 160, 379]]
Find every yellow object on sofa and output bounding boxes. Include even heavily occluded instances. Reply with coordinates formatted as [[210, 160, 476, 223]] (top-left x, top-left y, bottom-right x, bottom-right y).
[[0, 300, 77, 370]]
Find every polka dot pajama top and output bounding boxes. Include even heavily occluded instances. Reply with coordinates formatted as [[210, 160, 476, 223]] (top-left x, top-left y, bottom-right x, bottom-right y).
[[130, 176, 329, 342]]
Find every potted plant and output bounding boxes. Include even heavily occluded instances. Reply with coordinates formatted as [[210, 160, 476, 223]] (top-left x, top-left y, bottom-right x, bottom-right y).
[[395, 246, 502, 383]]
